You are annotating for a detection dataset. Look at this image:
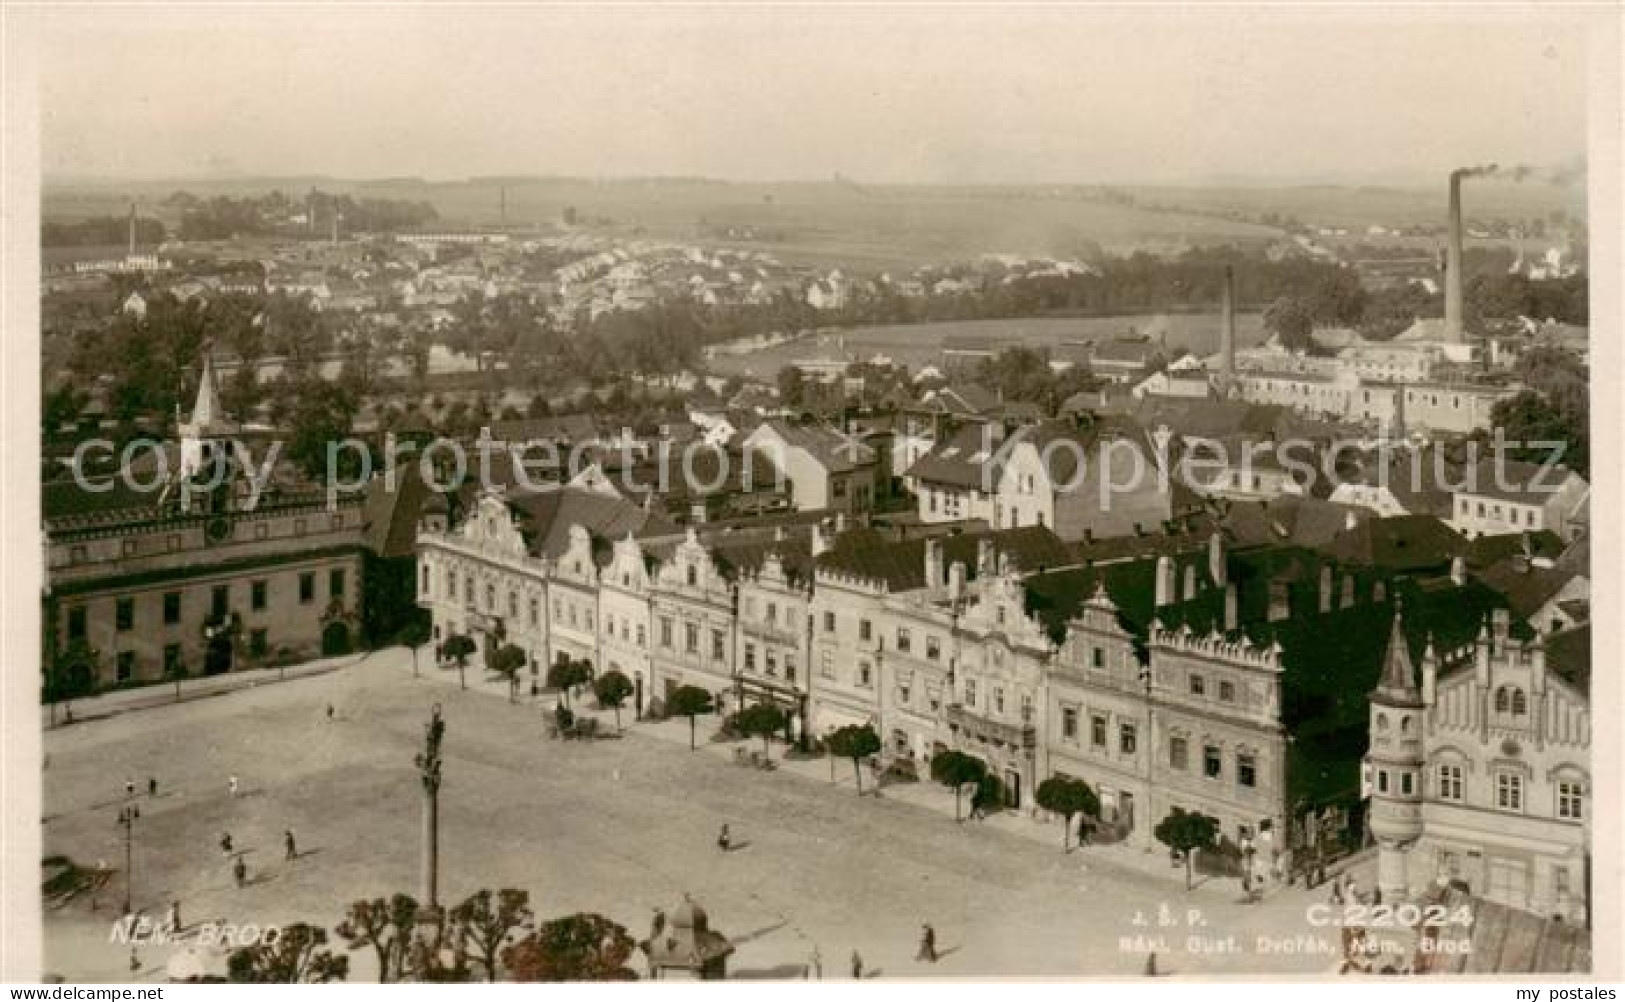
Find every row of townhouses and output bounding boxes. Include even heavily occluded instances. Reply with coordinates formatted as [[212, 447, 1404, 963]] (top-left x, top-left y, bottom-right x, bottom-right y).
[[416, 488, 1589, 923]]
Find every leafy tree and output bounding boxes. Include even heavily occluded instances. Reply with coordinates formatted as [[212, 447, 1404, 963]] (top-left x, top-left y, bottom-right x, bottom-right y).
[[734, 702, 788, 760], [450, 888, 533, 982], [1153, 808, 1220, 890], [824, 723, 881, 795], [286, 378, 361, 483], [1486, 390, 1589, 478], [1263, 296, 1316, 354], [336, 894, 419, 983], [775, 367, 807, 410], [666, 685, 714, 751], [1035, 776, 1101, 852], [929, 750, 987, 821], [502, 912, 638, 981], [228, 922, 349, 983], [547, 659, 592, 709], [487, 643, 528, 704], [593, 670, 634, 731], [442, 634, 476, 691], [396, 617, 433, 679]]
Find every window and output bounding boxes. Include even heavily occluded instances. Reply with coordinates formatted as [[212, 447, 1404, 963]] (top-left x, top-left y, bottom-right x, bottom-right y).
[[685, 623, 699, 654], [464, 575, 474, 605], [833, 477, 847, 498], [251, 580, 267, 611], [1437, 764, 1463, 801], [1170, 736, 1188, 770], [896, 680, 910, 705], [993, 687, 1005, 714], [529, 598, 539, 626], [785, 656, 796, 683], [484, 583, 494, 611], [421, 565, 431, 595], [163, 592, 181, 626], [765, 602, 776, 624], [1511, 689, 1527, 715], [1401, 772, 1414, 795], [116, 598, 135, 632], [1377, 770, 1389, 794], [299, 572, 315, 603], [660, 617, 673, 649], [1189, 674, 1205, 697], [509, 592, 519, 619], [858, 661, 872, 687], [212, 585, 229, 619], [686, 565, 698, 587], [1062, 707, 1079, 740], [1238, 753, 1257, 788], [1203, 745, 1222, 779], [636, 624, 646, 647], [163, 644, 182, 675], [1495, 687, 1509, 713], [926, 636, 940, 661], [1496, 772, 1523, 812], [711, 629, 726, 661], [1119, 723, 1137, 755], [447, 569, 457, 598], [859, 619, 872, 642], [1091, 715, 1107, 748], [824, 611, 836, 633], [966, 680, 978, 707], [68, 606, 86, 640], [1091, 647, 1104, 670], [897, 628, 911, 653], [250, 629, 268, 657], [1218, 680, 1235, 702], [117, 651, 136, 682], [821, 650, 834, 678], [744, 643, 757, 672], [1558, 781, 1584, 820]]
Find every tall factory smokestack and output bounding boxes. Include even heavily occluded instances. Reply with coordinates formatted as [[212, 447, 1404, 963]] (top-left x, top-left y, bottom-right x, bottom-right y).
[[1445, 164, 1496, 344], [1221, 264, 1236, 380]]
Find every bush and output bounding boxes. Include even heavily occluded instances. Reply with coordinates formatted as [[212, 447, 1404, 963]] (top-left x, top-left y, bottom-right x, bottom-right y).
[[554, 704, 575, 731]]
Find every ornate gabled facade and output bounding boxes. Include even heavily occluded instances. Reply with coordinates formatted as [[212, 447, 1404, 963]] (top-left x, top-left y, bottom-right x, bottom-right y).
[[735, 548, 814, 740], [649, 528, 736, 710], [598, 532, 654, 714], [1397, 609, 1590, 922], [549, 525, 601, 667], [416, 489, 548, 670]]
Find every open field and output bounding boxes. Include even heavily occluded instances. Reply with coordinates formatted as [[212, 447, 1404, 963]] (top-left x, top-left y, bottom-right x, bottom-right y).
[[40, 650, 1341, 981], [705, 312, 1271, 380]]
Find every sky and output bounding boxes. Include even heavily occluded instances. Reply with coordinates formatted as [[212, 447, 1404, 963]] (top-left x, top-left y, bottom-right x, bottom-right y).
[[32, 4, 1593, 185]]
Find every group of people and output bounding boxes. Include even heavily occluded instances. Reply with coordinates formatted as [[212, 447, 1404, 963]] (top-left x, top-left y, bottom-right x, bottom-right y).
[[217, 828, 300, 888]]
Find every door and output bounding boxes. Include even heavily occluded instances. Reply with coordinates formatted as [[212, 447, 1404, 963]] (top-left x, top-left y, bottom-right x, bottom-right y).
[[1004, 769, 1021, 809], [1119, 791, 1136, 832]]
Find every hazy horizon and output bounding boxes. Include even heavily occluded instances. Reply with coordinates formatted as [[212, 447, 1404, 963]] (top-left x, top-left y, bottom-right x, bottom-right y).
[[34, 5, 1592, 188]]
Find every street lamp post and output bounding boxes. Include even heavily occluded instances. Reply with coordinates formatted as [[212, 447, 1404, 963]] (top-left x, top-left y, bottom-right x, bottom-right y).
[[416, 703, 445, 926], [117, 805, 140, 915]]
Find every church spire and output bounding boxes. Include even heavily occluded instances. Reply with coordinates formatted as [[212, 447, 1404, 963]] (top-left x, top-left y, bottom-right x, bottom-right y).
[[192, 346, 222, 429]]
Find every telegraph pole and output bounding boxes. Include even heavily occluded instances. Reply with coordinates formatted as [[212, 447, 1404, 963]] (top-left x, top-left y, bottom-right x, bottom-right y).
[[416, 704, 445, 924], [117, 805, 140, 915]]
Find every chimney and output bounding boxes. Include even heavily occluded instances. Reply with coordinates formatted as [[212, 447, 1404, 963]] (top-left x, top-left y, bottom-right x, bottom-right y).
[[1450, 554, 1466, 586], [811, 522, 828, 558], [1220, 264, 1236, 380], [948, 561, 966, 602], [925, 538, 944, 591], [1445, 170, 1466, 344], [1268, 580, 1291, 622], [1208, 532, 1227, 588], [1340, 573, 1355, 609], [1318, 563, 1333, 614], [1223, 581, 1238, 632], [1154, 554, 1175, 608], [1182, 563, 1198, 601], [977, 537, 995, 578]]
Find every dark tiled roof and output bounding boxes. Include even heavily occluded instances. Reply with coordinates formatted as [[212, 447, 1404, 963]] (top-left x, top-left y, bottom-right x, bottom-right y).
[[506, 487, 680, 560], [817, 525, 1075, 593], [905, 423, 996, 489], [1324, 514, 1464, 572], [1544, 625, 1590, 695], [362, 465, 432, 559], [1476, 561, 1581, 621], [1464, 530, 1566, 569]]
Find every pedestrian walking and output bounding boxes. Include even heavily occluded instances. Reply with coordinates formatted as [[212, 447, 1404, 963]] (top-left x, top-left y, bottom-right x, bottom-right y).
[[326, 704, 334, 722], [219, 832, 233, 857], [166, 900, 182, 935], [284, 829, 297, 861], [917, 922, 937, 962], [717, 824, 731, 852], [233, 856, 247, 888], [147, 777, 157, 798], [850, 950, 863, 979], [125, 777, 136, 799], [129, 947, 141, 973]]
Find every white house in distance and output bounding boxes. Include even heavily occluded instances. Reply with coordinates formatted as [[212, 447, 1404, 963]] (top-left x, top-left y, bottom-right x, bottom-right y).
[[1451, 460, 1589, 540], [743, 419, 877, 513]]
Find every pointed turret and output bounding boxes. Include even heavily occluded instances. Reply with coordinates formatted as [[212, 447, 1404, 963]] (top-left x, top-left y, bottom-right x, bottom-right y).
[[1374, 599, 1422, 706], [191, 350, 223, 430]]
